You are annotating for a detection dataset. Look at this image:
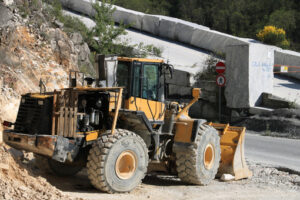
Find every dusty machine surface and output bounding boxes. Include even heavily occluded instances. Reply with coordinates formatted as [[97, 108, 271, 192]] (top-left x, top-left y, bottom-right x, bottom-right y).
[[2, 56, 252, 193]]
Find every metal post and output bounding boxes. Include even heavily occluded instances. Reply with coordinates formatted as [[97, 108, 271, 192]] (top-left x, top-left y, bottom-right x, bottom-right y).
[[219, 86, 221, 122]]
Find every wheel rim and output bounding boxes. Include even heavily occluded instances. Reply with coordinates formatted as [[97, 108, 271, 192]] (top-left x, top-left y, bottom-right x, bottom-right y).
[[115, 150, 137, 180], [203, 144, 215, 170]]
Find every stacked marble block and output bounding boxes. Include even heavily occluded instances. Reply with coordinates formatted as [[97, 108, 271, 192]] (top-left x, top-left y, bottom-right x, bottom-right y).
[[59, 0, 300, 109]]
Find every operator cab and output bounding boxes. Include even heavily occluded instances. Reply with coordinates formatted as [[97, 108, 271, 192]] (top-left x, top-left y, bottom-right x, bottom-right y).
[[115, 57, 165, 122], [96, 56, 190, 125], [116, 58, 162, 101]]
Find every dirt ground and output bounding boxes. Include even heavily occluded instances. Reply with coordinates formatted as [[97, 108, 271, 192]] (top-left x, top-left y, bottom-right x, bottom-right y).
[[47, 166, 300, 200], [1, 142, 300, 200], [0, 145, 76, 200]]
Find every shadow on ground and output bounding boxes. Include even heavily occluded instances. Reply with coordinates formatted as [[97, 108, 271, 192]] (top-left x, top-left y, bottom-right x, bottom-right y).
[[38, 168, 194, 193]]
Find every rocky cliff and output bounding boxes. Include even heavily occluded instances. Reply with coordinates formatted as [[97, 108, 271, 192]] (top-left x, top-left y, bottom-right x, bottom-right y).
[[0, 1, 92, 142]]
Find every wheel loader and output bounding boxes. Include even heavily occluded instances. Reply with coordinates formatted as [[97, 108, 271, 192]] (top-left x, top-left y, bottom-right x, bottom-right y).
[[2, 56, 252, 193]]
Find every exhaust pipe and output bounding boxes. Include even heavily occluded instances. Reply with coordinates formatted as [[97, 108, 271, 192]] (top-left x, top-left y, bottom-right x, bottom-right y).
[[95, 54, 106, 87]]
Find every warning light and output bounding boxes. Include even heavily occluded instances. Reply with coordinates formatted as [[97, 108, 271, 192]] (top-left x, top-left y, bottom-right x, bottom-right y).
[[3, 121, 13, 127]]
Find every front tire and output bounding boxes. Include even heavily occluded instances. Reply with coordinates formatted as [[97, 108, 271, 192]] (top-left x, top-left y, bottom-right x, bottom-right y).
[[173, 124, 221, 185], [87, 129, 148, 193]]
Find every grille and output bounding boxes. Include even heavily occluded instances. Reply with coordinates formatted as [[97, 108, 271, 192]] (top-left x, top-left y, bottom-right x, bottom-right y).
[[14, 95, 53, 135]]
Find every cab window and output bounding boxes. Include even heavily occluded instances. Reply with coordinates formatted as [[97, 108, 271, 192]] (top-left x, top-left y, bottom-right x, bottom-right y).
[[142, 64, 158, 100], [132, 64, 141, 97], [116, 61, 129, 88]]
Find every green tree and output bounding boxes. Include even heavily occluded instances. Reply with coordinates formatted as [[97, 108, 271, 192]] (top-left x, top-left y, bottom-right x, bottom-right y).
[[268, 9, 296, 34], [89, 1, 127, 54]]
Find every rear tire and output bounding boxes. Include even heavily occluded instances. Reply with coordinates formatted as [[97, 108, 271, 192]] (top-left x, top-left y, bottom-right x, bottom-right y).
[[87, 129, 148, 193], [173, 124, 221, 185]]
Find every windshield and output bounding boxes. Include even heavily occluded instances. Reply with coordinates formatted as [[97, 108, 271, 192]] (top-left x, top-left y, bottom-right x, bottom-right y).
[[142, 64, 158, 101], [116, 61, 129, 88]]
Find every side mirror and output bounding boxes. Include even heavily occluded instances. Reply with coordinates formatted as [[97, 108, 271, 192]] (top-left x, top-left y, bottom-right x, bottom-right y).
[[161, 63, 174, 79]]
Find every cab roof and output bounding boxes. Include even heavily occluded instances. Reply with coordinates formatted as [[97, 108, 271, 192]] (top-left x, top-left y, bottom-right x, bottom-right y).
[[117, 57, 164, 63]]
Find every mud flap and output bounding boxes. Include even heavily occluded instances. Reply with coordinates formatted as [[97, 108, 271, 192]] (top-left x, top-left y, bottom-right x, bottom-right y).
[[208, 123, 253, 180]]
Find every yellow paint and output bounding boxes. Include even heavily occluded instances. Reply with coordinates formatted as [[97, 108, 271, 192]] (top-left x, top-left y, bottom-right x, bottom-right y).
[[111, 88, 123, 134], [192, 88, 201, 98], [174, 119, 194, 143], [175, 88, 201, 120], [108, 92, 119, 112], [118, 57, 164, 63], [30, 94, 52, 99], [85, 131, 99, 141], [124, 97, 165, 121], [208, 122, 252, 180], [72, 87, 123, 91]]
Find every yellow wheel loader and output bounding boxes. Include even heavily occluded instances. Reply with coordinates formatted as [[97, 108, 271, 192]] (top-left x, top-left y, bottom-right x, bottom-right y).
[[3, 56, 252, 193]]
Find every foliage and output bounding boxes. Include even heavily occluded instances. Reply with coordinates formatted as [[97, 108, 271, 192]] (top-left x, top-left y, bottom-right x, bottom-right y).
[[257, 26, 289, 48], [194, 55, 219, 82], [41, 0, 93, 46], [42, 0, 162, 57], [62, 16, 92, 43], [88, 0, 127, 55], [136, 43, 162, 57], [268, 9, 296, 34], [18, 0, 41, 18]]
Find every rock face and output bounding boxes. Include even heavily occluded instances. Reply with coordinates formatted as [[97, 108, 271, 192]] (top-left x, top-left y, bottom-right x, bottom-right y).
[[45, 28, 94, 76], [0, 2, 87, 143], [0, 4, 13, 28], [0, 25, 76, 140], [2, 0, 14, 6], [70, 32, 95, 76], [45, 27, 78, 69]]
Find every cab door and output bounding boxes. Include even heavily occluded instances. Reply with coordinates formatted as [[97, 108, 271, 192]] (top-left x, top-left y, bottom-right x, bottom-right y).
[[125, 61, 165, 122]]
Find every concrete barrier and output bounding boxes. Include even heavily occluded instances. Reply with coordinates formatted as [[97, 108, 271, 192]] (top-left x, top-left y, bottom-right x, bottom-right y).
[[174, 22, 195, 44], [174, 21, 209, 44], [142, 15, 160, 35], [191, 28, 249, 53], [112, 7, 144, 30], [60, 0, 95, 16], [274, 50, 300, 80], [58, 0, 300, 109], [225, 43, 274, 108], [58, 0, 251, 55], [158, 18, 177, 40]]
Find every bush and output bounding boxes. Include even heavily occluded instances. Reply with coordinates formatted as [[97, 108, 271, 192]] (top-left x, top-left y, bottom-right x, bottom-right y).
[[194, 55, 219, 82], [257, 26, 290, 48]]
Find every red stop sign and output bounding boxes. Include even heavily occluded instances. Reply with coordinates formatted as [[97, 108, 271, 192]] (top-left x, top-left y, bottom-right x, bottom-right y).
[[216, 62, 226, 74]]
